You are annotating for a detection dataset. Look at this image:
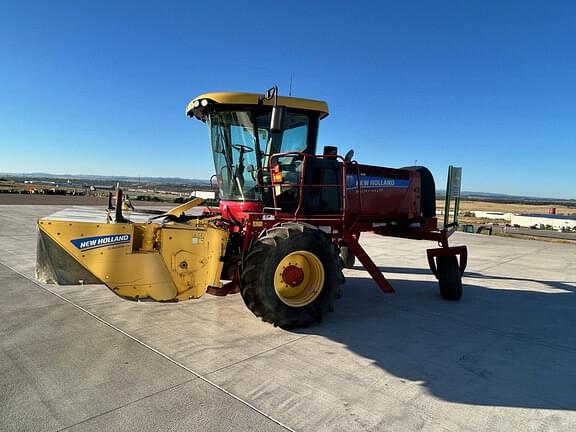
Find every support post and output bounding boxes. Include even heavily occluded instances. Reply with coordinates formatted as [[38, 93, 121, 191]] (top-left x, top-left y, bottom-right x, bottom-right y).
[[343, 233, 395, 293]]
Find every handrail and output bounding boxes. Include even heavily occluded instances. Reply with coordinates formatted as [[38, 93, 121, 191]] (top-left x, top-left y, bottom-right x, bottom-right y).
[[268, 152, 353, 222]]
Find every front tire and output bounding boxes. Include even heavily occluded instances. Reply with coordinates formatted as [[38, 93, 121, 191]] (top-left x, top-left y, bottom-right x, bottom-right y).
[[240, 223, 343, 328]]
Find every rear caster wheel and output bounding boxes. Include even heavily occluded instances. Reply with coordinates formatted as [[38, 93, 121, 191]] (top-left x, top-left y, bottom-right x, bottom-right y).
[[437, 255, 462, 301]]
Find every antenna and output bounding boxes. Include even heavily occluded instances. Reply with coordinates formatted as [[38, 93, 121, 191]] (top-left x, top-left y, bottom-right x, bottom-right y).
[[289, 73, 293, 96]]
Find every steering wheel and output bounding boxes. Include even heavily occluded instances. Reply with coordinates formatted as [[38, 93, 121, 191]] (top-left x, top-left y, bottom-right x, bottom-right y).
[[232, 144, 254, 153]]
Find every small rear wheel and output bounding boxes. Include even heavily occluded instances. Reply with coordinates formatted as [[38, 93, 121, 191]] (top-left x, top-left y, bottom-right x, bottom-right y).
[[437, 255, 462, 301]]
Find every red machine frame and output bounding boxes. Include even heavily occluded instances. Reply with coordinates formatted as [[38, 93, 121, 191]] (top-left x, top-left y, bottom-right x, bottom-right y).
[[219, 151, 468, 295]]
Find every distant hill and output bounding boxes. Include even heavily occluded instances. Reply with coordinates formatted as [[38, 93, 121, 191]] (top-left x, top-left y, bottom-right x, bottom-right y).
[[0, 172, 211, 187]]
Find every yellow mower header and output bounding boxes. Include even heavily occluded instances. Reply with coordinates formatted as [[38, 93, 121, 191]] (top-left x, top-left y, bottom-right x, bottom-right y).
[[36, 201, 229, 302]]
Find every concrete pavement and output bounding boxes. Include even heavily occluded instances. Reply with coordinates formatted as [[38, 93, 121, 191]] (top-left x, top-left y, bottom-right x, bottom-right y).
[[0, 263, 288, 432], [1, 205, 575, 431]]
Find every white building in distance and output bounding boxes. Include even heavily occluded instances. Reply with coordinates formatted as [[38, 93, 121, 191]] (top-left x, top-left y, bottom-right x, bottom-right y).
[[471, 211, 513, 221], [191, 190, 216, 200], [510, 214, 576, 230]]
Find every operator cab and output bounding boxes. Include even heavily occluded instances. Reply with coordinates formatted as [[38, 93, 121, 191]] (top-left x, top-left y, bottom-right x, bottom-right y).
[[187, 91, 331, 212]]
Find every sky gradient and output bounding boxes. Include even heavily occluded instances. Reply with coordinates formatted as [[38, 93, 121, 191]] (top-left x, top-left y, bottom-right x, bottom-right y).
[[1, 1, 575, 198]]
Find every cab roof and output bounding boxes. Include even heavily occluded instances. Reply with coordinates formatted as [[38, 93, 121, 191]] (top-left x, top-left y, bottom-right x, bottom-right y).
[[186, 92, 329, 120]]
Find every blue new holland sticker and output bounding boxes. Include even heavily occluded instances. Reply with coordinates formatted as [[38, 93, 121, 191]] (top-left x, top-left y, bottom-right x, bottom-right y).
[[71, 234, 131, 251], [346, 175, 409, 190]]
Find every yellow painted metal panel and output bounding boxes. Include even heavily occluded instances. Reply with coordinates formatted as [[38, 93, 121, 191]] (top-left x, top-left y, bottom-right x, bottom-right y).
[[159, 224, 228, 300], [186, 92, 329, 119], [38, 219, 177, 300], [37, 214, 229, 302], [163, 197, 204, 217]]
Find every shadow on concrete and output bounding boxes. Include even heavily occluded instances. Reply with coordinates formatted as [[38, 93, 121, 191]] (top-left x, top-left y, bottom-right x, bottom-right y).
[[299, 273, 576, 410], [360, 265, 576, 293]]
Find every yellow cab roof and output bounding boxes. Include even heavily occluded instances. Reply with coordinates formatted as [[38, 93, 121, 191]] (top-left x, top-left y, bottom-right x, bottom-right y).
[[186, 92, 329, 120]]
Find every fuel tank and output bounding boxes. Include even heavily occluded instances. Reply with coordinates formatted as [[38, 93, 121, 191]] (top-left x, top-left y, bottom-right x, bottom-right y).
[[345, 164, 435, 222]]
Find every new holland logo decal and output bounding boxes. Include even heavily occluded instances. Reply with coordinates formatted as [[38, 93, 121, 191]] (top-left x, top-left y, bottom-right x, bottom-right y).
[[71, 234, 131, 251], [346, 175, 409, 190]]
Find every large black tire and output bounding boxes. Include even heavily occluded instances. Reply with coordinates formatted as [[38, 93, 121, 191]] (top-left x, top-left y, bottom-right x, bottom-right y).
[[437, 255, 463, 301], [240, 223, 343, 328], [340, 245, 355, 269]]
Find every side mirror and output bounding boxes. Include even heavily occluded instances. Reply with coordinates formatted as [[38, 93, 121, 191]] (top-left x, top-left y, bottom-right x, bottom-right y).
[[270, 105, 286, 133], [344, 149, 355, 162], [265, 86, 277, 100]]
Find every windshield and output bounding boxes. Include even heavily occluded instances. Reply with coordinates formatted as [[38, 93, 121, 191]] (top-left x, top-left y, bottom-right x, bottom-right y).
[[208, 111, 260, 200], [256, 112, 310, 167], [207, 109, 314, 202]]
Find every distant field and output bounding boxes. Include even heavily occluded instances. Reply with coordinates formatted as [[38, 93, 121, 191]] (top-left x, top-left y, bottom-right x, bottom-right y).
[[0, 194, 170, 206], [437, 200, 576, 215]]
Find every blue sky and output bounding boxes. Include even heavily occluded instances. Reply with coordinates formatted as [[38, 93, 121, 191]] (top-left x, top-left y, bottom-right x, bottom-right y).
[[1, 1, 575, 198]]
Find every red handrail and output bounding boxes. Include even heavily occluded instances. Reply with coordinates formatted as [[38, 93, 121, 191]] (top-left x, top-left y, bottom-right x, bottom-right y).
[[268, 152, 355, 222]]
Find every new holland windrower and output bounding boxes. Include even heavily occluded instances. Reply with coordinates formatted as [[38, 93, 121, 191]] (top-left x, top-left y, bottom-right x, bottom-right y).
[[37, 87, 467, 328]]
